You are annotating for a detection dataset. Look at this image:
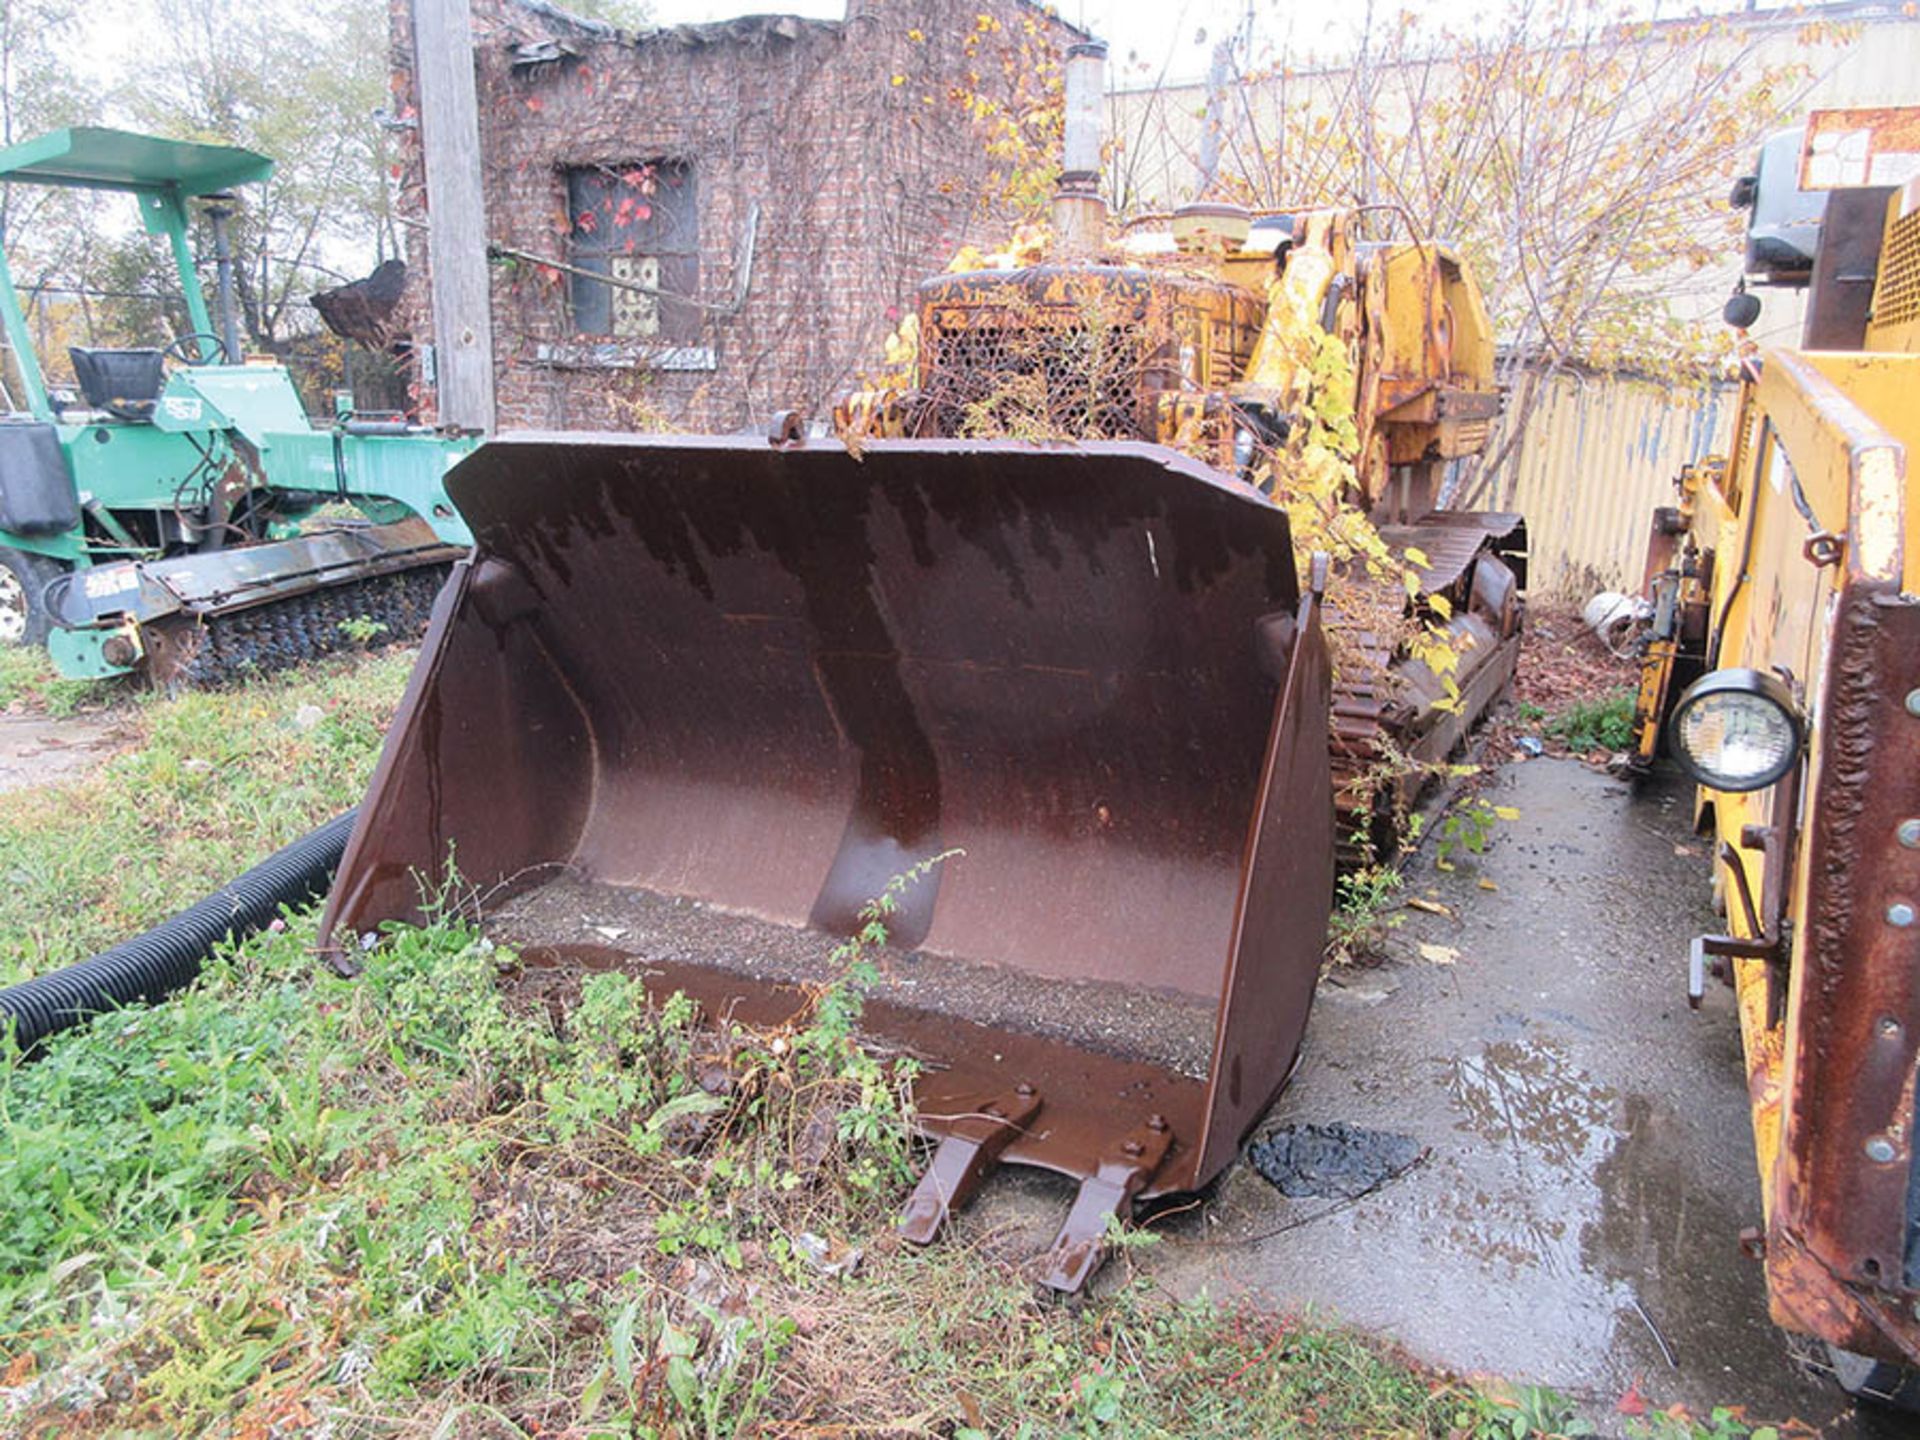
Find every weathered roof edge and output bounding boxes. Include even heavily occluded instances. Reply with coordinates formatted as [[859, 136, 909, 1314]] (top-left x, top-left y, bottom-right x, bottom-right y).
[[504, 0, 1091, 52]]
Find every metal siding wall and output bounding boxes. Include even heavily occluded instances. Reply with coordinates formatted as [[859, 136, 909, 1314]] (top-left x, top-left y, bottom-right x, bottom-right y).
[[1499, 372, 1734, 599]]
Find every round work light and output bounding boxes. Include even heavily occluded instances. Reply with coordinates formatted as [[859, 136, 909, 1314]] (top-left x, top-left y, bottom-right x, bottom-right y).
[[1668, 667, 1803, 793]]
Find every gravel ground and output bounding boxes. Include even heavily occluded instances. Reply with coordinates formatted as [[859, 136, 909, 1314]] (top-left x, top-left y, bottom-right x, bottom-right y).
[[491, 873, 1220, 1078]]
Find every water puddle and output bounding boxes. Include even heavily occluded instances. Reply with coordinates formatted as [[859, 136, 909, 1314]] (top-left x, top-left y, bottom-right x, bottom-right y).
[[1449, 1038, 1619, 1171], [1440, 1037, 1622, 1281], [1435, 1037, 1768, 1392]]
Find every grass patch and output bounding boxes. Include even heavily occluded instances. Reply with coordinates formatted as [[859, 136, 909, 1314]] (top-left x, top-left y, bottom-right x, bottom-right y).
[[0, 645, 118, 717], [0, 648, 414, 984], [1544, 689, 1635, 754]]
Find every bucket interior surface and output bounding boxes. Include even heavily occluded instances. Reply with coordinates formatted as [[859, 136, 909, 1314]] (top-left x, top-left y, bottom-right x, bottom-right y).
[[456, 437, 1298, 1002]]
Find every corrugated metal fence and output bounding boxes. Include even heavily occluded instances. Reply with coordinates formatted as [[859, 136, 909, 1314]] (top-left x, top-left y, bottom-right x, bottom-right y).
[[1493, 371, 1735, 600]]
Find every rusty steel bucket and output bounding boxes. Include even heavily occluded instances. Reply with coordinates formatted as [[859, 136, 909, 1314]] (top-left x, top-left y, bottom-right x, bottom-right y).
[[318, 429, 1332, 1289]]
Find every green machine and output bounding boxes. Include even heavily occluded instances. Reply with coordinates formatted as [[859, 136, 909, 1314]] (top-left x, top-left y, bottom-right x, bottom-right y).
[[0, 127, 475, 686]]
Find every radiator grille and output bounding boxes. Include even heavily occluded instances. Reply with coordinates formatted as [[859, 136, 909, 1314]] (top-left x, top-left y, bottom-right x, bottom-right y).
[[924, 325, 1152, 440], [1874, 205, 1920, 329]]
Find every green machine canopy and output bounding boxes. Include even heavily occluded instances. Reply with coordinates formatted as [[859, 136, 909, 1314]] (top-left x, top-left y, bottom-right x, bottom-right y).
[[0, 127, 274, 417], [0, 127, 272, 196]]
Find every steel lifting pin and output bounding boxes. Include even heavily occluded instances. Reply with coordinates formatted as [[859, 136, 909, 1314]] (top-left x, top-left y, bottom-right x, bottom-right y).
[[1907, 688, 1920, 717], [1901, 819, 1920, 849], [1865, 1136, 1897, 1164], [1888, 902, 1918, 929]]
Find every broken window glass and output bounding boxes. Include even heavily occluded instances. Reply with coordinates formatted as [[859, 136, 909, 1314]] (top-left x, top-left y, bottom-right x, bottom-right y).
[[565, 161, 698, 343]]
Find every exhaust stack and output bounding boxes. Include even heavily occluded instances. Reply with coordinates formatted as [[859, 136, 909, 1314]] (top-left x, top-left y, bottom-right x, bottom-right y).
[[1053, 40, 1107, 255]]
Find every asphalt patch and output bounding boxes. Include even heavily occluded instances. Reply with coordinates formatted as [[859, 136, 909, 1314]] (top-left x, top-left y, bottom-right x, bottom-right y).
[[1248, 1121, 1425, 1199]]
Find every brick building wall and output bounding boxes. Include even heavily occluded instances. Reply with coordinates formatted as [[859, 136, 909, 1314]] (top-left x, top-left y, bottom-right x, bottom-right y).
[[388, 0, 1083, 432]]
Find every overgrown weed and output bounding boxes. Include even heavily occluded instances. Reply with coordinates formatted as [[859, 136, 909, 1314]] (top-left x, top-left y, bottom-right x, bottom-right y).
[[1329, 863, 1405, 964], [0, 893, 917, 1435], [1546, 689, 1636, 754]]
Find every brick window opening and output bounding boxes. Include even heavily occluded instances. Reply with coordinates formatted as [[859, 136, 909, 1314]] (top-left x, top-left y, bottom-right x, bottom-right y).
[[565, 161, 698, 342]]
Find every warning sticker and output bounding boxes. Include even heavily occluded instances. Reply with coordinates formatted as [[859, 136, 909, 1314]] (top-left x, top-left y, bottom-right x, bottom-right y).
[[82, 566, 141, 599]]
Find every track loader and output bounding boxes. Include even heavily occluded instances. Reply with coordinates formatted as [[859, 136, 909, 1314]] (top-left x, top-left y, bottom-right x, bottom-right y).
[[835, 204, 1524, 860], [0, 128, 474, 687], [317, 41, 1523, 1288], [1627, 107, 1920, 1405]]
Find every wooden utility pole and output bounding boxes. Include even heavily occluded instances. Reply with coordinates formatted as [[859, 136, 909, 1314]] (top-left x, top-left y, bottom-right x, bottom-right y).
[[411, 0, 496, 432]]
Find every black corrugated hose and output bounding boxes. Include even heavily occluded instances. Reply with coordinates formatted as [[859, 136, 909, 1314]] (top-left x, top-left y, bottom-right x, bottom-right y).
[[0, 809, 359, 1052]]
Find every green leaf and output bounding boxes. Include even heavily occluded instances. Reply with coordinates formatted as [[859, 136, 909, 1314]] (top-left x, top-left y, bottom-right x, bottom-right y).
[[610, 1298, 638, 1391], [643, 1091, 728, 1135], [579, 1361, 608, 1418], [667, 1353, 699, 1412]]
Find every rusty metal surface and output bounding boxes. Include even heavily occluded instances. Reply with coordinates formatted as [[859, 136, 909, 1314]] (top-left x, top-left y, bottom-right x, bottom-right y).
[[899, 1087, 1042, 1244], [1770, 591, 1920, 1358], [1689, 345, 1920, 1364], [913, 265, 1264, 444], [1378, 511, 1524, 593], [320, 432, 1334, 1262], [1326, 515, 1525, 866], [1197, 578, 1333, 1179], [917, 264, 1260, 343], [1799, 107, 1920, 191], [1041, 1115, 1176, 1291], [1803, 186, 1894, 350]]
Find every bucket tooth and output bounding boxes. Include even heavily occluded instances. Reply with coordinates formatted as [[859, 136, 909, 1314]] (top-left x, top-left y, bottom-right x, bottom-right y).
[[899, 1085, 1044, 1243], [1039, 1115, 1174, 1293]]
